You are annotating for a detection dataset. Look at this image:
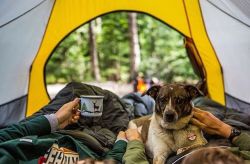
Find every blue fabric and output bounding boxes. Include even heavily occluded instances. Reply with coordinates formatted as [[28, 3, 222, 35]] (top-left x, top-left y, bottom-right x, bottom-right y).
[[122, 92, 155, 118]]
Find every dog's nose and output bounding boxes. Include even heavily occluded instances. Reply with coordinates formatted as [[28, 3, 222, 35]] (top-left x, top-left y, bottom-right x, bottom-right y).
[[164, 111, 175, 122]]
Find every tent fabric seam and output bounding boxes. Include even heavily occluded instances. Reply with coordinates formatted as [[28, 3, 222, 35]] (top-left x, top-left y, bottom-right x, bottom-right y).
[[198, 0, 225, 103], [207, 0, 250, 28], [182, 0, 207, 82], [226, 93, 250, 106], [27, 0, 56, 116], [0, 95, 27, 108], [0, 0, 47, 28]]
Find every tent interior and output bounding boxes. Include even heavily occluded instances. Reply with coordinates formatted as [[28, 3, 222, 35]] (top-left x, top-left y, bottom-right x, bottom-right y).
[[0, 0, 250, 127]]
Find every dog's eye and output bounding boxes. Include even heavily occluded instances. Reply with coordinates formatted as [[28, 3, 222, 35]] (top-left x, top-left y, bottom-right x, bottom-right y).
[[159, 97, 168, 102], [175, 98, 184, 104]]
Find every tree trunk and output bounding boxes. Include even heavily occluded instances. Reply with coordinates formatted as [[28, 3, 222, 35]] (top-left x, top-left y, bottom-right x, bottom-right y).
[[114, 60, 121, 81], [89, 21, 101, 81], [128, 12, 141, 80]]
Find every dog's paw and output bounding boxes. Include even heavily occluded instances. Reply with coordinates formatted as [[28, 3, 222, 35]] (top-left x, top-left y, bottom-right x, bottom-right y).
[[153, 155, 167, 164]]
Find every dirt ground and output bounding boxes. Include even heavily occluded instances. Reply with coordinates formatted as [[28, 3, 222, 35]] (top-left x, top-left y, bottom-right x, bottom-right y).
[[47, 81, 133, 99]]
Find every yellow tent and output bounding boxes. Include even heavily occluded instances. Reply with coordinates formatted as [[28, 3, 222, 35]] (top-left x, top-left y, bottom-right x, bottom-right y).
[[0, 0, 249, 126]]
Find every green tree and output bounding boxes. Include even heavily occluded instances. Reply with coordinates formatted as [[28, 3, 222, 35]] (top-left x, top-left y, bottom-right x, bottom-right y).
[[46, 25, 91, 83], [128, 12, 141, 80], [46, 12, 199, 85], [89, 20, 101, 81], [137, 13, 198, 83], [97, 12, 130, 81]]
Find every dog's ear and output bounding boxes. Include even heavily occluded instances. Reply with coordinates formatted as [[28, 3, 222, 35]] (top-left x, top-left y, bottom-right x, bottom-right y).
[[185, 85, 204, 99], [195, 79, 207, 95], [142, 85, 161, 100]]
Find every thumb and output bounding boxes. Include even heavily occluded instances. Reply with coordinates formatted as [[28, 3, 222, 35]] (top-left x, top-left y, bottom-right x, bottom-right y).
[[68, 98, 80, 109]]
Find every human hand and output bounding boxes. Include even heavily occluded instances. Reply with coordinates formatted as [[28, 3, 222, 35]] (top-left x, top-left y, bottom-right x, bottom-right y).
[[117, 131, 126, 140], [55, 98, 80, 129], [190, 107, 232, 138], [125, 128, 142, 142]]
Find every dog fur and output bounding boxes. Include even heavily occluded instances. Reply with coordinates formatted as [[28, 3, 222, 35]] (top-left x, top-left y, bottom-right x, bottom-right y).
[[128, 84, 207, 164]]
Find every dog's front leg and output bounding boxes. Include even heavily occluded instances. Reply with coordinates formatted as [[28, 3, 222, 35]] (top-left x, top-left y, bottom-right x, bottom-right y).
[[153, 149, 172, 164]]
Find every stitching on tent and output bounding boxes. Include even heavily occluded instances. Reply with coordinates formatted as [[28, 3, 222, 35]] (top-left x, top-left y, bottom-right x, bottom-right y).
[[182, 0, 207, 88], [0, 0, 47, 28], [27, 0, 56, 116], [197, 0, 225, 104], [0, 95, 27, 108], [226, 93, 250, 106], [207, 0, 250, 28]]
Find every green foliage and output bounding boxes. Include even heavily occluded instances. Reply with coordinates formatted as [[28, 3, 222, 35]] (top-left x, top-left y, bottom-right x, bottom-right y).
[[137, 14, 198, 83], [46, 26, 91, 83], [97, 13, 130, 81], [46, 12, 199, 84]]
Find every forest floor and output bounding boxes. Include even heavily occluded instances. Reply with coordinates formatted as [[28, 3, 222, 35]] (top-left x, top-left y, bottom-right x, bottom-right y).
[[47, 81, 133, 99]]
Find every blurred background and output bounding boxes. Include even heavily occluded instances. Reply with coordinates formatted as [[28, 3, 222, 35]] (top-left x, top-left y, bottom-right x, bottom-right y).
[[46, 12, 199, 98]]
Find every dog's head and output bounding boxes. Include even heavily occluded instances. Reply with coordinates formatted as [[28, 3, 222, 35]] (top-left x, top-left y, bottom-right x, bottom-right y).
[[143, 83, 203, 129]]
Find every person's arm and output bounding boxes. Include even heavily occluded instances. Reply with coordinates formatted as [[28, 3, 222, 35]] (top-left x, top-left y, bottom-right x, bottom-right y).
[[123, 129, 149, 164], [231, 133, 250, 151], [191, 107, 250, 151], [104, 131, 127, 163], [0, 98, 80, 143], [191, 107, 232, 138], [0, 115, 51, 142]]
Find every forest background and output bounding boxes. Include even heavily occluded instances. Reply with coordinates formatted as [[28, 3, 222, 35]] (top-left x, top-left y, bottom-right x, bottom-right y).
[[46, 12, 199, 96]]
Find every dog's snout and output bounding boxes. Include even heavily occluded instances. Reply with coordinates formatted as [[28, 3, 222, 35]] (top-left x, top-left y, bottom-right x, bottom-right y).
[[164, 111, 176, 122]]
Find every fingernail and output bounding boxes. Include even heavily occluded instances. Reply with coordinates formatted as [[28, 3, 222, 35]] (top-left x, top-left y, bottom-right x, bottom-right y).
[[74, 98, 80, 102]]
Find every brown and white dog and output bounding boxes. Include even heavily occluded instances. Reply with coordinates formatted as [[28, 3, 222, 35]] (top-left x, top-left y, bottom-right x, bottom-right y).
[[128, 83, 207, 164]]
